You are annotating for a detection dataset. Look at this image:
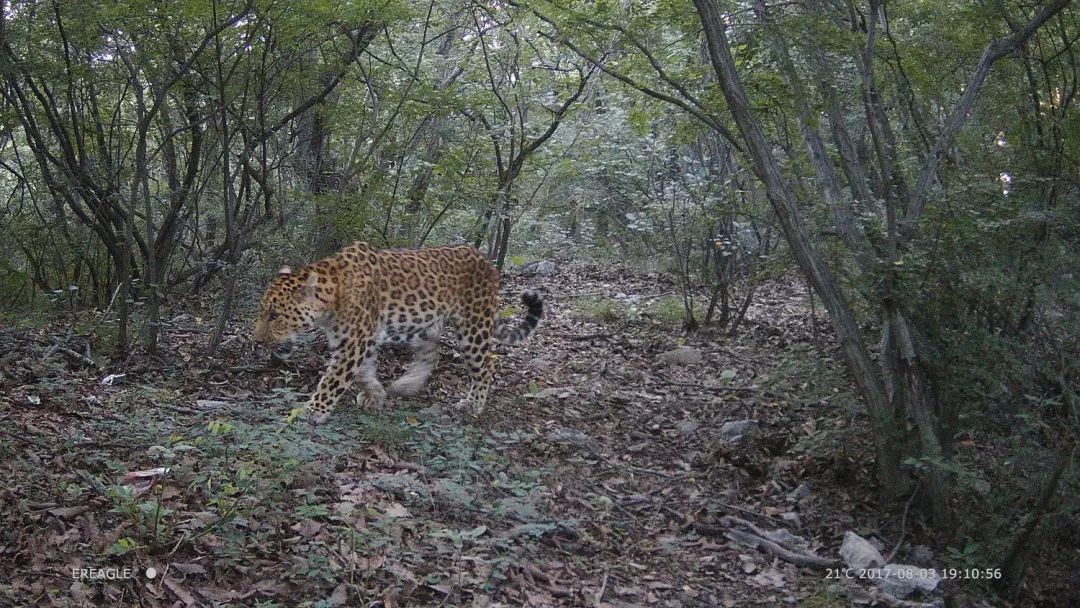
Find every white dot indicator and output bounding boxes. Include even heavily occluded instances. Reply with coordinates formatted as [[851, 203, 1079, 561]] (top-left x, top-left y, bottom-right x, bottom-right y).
[[145, 567, 157, 579]]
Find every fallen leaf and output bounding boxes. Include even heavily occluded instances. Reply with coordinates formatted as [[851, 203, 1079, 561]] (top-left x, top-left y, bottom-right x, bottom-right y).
[[164, 577, 200, 606], [291, 519, 322, 537], [47, 506, 89, 519], [383, 502, 411, 518], [326, 583, 348, 606]]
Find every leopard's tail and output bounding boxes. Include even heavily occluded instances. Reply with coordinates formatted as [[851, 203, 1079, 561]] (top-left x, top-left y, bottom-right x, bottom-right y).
[[494, 290, 543, 345]]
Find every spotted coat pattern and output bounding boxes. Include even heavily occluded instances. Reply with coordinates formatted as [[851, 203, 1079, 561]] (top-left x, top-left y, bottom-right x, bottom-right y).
[[253, 242, 543, 423]]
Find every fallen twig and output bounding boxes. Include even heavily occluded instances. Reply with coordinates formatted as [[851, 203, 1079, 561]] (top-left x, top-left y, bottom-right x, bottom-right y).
[[649, 379, 758, 394], [50, 344, 101, 370], [594, 570, 609, 607], [726, 529, 839, 568], [719, 515, 840, 569], [887, 482, 920, 562]]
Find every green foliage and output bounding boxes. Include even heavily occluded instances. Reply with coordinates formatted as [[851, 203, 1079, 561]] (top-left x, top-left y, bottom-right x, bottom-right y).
[[647, 296, 697, 327], [345, 410, 418, 449], [104, 537, 141, 557], [800, 587, 850, 608], [570, 296, 626, 324]]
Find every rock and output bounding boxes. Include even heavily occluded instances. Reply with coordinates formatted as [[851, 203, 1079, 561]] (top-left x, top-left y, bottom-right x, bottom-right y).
[[545, 427, 594, 451], [524, 387, 572, 401], [522, 260, 558, 275], [874, 563, 941, 598], [840, 531, 886, 571], [911, 545, 934, 564], [719, 419, 760, 444], [536, 387, 568, 400], [787, 482, 811, 504], [100, 373, 126, 386], [528, 357, 554, 372], [675, 420, 700, 437], [657, 347, 702, 366], [970, 478, 992, 496]]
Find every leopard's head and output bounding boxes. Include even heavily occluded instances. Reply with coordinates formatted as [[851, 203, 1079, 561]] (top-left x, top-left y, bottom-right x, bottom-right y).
[[253, 266, 335, 346]]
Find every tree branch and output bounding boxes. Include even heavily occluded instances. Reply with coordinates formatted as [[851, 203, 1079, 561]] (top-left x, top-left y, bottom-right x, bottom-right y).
[[902, 0, 1072, 236]]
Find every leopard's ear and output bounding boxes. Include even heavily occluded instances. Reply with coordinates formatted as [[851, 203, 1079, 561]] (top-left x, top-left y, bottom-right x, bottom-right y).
[[278, 266, 292, 275]]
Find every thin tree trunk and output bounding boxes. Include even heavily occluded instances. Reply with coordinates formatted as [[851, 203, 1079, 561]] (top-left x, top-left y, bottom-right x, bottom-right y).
[[691, 0, 902, 498], [208, 0, 236, 356], [995, 451, 1069, 598], [495, 214, 512, 270]]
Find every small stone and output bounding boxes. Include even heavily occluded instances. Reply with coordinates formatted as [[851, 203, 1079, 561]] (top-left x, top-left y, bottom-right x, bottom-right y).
[[528, 357, 554, 371], [537, 387, 566, 400], [657, 347, 703, 366], [874, 563, 940, 598], [720, 419, 760, 443], [526, 387, 571, 401], [911, 545, 934, 564], [523, 260, 558, 275], [840, 531, 886, 570], [546, 427, 594, 450], [786, 482, 811, 503], [675, 420, 701, 437]]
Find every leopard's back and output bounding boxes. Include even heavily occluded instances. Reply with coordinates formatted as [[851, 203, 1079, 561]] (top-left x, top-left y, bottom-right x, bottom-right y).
[[334, 243, 500, 343]]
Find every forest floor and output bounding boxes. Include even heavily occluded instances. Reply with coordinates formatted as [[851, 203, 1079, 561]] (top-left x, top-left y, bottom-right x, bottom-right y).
[[0, 263, 1073, 607]]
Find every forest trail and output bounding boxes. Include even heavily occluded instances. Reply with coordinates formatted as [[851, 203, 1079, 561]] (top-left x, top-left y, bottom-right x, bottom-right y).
[[3, 264, 891, 606]]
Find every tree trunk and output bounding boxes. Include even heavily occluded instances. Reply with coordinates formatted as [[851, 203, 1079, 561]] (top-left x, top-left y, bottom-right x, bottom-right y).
[[691, 0, 903, 498], [495, 214, 512, 269], [995, 452, 1068, 598], [208, 0, 237, 356], [401, 26, 464, 243]]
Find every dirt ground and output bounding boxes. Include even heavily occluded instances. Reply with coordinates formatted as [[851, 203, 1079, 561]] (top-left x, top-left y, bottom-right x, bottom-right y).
[[0, 264, 1074, 607]]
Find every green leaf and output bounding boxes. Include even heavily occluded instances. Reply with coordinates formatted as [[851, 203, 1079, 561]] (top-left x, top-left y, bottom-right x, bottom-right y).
[[105, 537, 138, 556]]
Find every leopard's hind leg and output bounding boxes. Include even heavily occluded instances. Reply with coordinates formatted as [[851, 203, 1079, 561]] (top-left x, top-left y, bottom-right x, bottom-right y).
[[452, 310, 496, 414], [389, 324, 441, 396]]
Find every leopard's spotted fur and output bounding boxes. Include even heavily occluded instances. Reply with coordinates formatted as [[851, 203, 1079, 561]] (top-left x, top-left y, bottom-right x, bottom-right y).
[[253, 242, 542, 423]]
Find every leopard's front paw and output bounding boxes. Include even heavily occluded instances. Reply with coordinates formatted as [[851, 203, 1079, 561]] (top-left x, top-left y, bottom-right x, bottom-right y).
[[307, 407, 332, 424], [356, 386, 387, 409], [453, 398, 482, 415]]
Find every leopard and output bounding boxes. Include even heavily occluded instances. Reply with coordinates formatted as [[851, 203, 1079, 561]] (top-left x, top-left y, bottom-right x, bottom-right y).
[[253, 241, 543, 423]]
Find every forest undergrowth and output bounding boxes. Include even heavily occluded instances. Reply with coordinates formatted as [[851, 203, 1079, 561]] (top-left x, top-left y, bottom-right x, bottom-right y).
[[0, 264, 1074, 607]]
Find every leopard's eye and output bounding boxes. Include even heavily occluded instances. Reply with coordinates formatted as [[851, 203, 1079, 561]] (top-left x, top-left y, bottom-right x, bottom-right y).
[[268, 310, 280, 321]]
